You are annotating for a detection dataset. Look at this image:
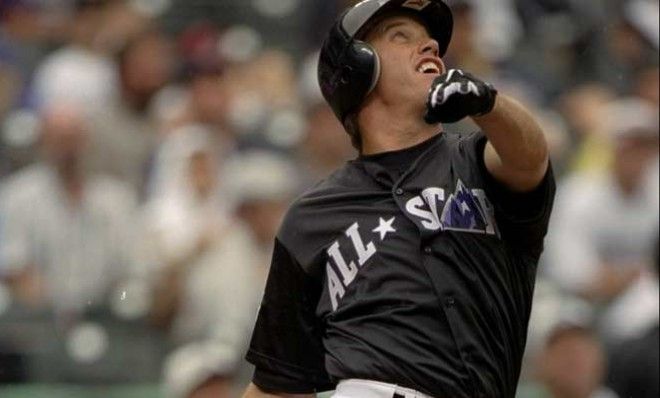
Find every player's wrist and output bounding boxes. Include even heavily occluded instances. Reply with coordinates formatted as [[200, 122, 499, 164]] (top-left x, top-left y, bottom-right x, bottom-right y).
[[472, 87, 499, 119]]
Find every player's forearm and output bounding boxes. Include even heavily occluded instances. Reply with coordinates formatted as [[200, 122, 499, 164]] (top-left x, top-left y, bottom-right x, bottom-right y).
[[473, 95, 549, 190], [242, 383, 316, 398]]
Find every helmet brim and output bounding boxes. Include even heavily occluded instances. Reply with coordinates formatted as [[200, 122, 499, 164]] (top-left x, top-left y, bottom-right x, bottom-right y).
[[340, 0, 453, 56]]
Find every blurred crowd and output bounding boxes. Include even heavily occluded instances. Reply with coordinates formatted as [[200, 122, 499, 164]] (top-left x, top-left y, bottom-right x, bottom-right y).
[[0, 0, 657, 397]]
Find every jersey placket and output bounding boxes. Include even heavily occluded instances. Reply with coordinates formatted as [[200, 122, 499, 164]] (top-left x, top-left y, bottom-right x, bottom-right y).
[[421, 243, 483, 396], [358, 145, 483, 394], [390, 153, 485, 396]]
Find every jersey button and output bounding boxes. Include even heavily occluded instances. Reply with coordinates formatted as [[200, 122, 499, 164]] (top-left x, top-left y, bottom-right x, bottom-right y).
[[424, 246, 432, 254], [445, 296, 456, 307], [395, 188, 404, 195]]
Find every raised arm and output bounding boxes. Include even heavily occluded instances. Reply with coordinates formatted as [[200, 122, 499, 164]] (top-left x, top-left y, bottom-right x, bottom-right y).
[[242, 383, 315, 398], [473, 94, 549, 192], [425, 69, 549, 192]]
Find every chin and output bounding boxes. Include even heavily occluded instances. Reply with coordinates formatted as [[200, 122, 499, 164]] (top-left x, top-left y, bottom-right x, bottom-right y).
[[415, 76, 437, 98], [421, 72, 441, 84], [412, 73, 440, 97]]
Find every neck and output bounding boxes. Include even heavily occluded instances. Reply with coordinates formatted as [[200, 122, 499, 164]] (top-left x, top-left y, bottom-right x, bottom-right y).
[[358, 102, 441, 155]]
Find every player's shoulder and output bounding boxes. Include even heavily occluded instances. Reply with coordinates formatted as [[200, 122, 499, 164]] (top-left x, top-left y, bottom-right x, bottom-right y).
[[282, 165, 354, 224], [277, 162, 366, 258], [293, 161, 368, 204]]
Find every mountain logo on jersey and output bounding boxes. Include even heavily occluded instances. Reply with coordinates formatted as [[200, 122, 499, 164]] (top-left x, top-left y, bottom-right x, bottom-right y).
[[441, 180, 488, 232], [405, 179, 499, 236]]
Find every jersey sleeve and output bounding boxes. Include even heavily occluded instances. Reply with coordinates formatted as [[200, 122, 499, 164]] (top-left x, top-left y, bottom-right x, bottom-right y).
[[461, 132, 556, 258], [245, 238, 334, 394]]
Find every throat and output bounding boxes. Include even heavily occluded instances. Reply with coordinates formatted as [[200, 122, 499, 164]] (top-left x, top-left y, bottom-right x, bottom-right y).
[[359, 106, 441, 155]]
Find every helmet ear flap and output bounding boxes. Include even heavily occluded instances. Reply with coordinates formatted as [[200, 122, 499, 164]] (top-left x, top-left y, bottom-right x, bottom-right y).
[[321, 39, 379, 124], [347, 41, 380, 95]]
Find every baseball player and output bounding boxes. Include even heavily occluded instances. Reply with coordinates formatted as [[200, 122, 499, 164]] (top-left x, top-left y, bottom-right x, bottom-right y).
[[243, 1, 555, 397]]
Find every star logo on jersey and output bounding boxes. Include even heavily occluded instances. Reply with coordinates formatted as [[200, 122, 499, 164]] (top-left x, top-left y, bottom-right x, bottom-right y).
[[373, 217, 396, 240]]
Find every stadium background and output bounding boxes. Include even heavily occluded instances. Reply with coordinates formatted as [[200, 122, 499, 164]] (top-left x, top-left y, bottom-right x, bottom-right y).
[[0, 0, 658, 397]]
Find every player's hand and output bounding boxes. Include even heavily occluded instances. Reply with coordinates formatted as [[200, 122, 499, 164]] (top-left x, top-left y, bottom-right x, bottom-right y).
[[424, 69, 498, 124]]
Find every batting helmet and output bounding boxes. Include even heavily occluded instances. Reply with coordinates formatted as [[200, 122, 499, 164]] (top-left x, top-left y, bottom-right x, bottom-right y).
[[318, 0, 454, 126]]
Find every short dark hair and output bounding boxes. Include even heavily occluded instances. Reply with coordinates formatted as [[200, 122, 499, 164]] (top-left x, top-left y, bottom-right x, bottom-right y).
[[344, 113, 363, 152]]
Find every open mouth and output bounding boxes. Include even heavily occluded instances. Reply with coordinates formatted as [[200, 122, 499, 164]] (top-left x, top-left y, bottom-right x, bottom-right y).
[[417, 61, 441, 75]]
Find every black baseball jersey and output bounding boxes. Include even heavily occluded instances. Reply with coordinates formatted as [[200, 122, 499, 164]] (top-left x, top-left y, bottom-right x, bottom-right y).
[[246, 131, 556, 398]]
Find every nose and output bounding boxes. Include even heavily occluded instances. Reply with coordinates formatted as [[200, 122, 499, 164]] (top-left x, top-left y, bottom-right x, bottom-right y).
[[419, 38, 440, 57]]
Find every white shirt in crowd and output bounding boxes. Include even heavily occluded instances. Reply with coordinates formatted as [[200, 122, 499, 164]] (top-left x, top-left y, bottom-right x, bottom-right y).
[[0, 164, 138, 314], [544, 168, 659, 342]]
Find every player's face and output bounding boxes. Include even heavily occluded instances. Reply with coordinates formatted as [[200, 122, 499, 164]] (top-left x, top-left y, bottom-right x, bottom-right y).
[[364, 14, 445, 112]]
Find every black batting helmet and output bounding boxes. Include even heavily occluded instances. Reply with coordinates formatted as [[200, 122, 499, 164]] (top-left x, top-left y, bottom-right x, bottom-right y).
[[318, 0, 454, 126]]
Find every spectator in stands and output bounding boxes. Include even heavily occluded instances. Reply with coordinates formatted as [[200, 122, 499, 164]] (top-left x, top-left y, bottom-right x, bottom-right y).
[[143, 129, 231, 330], [0, 0, 68, 78], [0, 0, 58, 178], [0, 55, 23, 176], [225, 150, 299, 271], [160, 22, 232, 136], [555, 84, 616, 174], [153, 149, 298, 398], [634, 65, 660, 106], [544, 97, 659, 345], [31, 0, 118, 111], [442, 1, 494, 78], [296, 53, 355, 186], [87, 28, 175, 194], [535, 324, 619, 398], [297, 100, 355, 188], [0, 0, 657, 394], [0, 51, 20, 120], [221, 49, 300, 144], [591, 0, 659, 93], [146, 22, 236, 200], [607, 235, 659, 398], [0, 103, 138, 315]]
